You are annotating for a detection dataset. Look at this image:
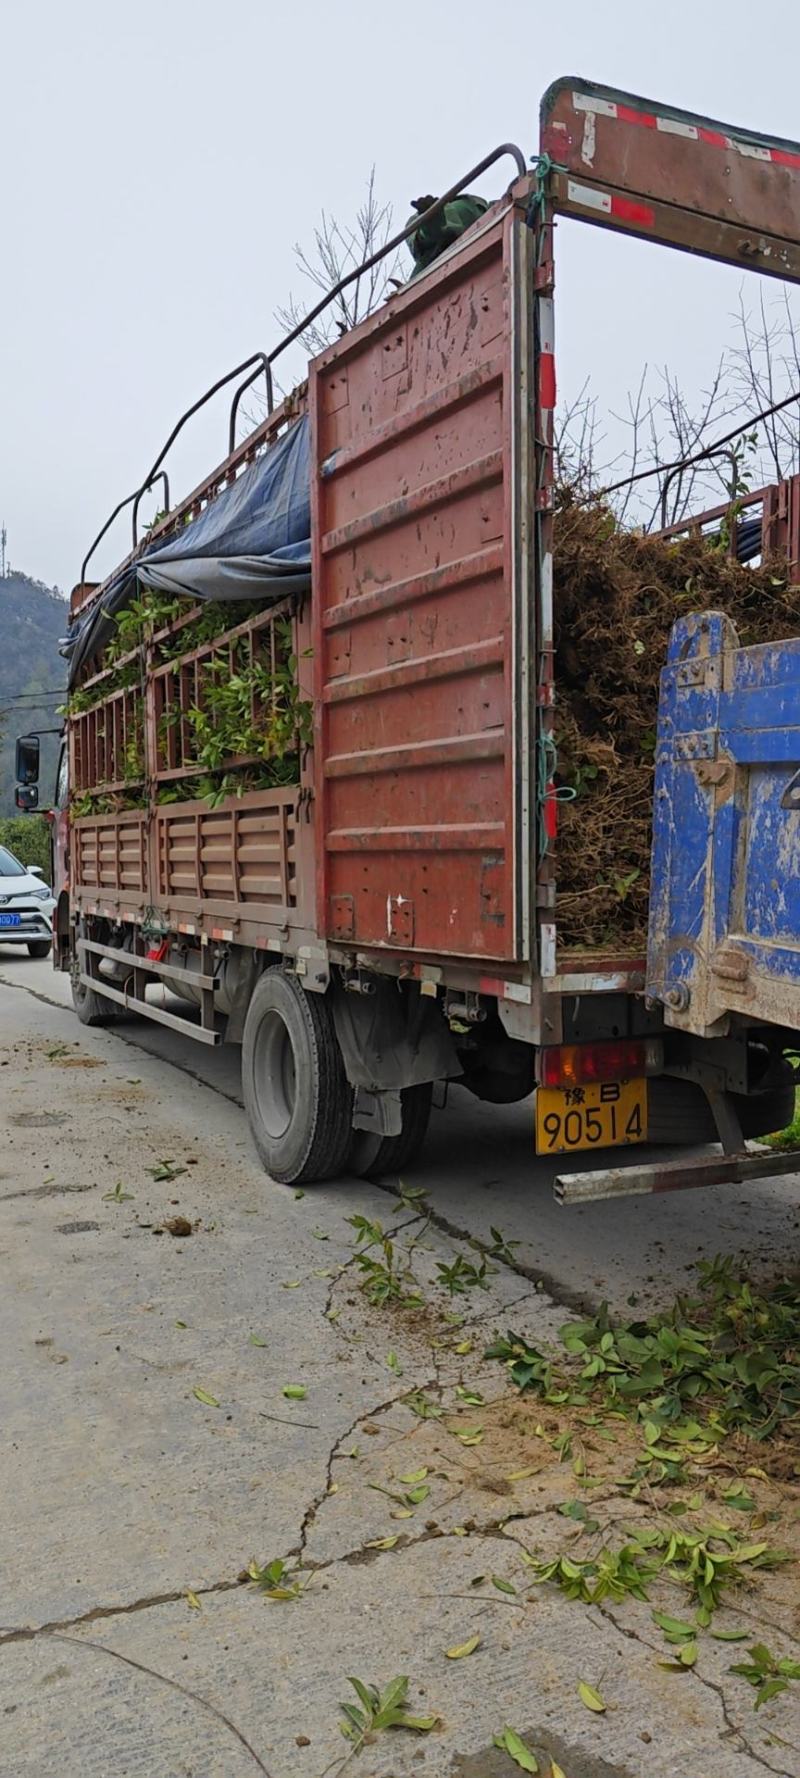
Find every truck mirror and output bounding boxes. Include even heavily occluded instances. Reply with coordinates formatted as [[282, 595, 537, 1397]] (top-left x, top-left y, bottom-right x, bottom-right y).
[[16, 733, 40, 786], [15, 784, 39, 812]]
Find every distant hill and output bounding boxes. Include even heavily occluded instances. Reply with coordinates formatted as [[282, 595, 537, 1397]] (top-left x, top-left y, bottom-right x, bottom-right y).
[[0, 571, 67, 814]]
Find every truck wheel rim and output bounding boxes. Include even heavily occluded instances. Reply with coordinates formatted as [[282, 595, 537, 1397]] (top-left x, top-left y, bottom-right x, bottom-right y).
[[256, 1010, 297, 1139]]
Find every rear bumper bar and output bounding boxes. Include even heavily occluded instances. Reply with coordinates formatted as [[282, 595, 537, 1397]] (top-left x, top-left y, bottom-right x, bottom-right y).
[[555, 1144, 800, 1204]]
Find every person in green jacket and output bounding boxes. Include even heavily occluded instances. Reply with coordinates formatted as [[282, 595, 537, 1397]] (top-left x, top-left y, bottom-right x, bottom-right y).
[[406, 192, 489, 278]]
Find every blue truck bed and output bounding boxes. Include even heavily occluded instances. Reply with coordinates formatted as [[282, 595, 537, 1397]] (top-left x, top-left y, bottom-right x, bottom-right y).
[[648, 610, 800, 1037]]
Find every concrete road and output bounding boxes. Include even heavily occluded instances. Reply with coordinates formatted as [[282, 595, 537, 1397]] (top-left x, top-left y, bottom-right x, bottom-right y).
[[6, 952, 800, 1315], [0, 954, 798, 1777]]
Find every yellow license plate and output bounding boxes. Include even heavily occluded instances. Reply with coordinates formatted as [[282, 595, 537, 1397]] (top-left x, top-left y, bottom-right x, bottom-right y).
[[535, 1078, 647, 1155]]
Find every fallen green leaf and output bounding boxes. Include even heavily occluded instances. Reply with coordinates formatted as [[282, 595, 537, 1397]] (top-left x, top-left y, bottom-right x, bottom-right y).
[[398, 1468, 429, 1484], [193, 1387, 220, 1408], [249, 1333, 267, 1347], [446, 1634, 481, 1659], [186, 1591, 201, 1610], [282, 1384, 307, 1400], [365, 1535, 400, 1550], [492, 1726, 539, 1771], [578, 1682, 606, 1714], [651, 1611, 696, 1641], [491, 1575, 517, 1595], [147, 1160, 187, 1182]]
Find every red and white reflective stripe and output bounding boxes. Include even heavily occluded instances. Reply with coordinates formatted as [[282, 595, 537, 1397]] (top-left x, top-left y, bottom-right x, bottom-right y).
[[538, 294, 556, 410], [572, 91, 800, 169], [567, 179, 654, 229]]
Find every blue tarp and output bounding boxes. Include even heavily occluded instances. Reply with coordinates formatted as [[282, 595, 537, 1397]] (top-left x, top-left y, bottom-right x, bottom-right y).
[[144, 415, 311, 566], [64, 417, 312, 684]]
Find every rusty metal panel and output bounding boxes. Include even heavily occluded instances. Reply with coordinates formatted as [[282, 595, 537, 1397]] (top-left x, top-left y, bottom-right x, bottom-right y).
[[541, 79, 800, 283], [73, 812, 147, 896], [311, 203, 532, 961], [154, 788, 297, 910], [763, 474, 800, 583]]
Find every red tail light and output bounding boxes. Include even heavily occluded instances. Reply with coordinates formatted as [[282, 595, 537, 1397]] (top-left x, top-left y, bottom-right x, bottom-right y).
[[538, 1038, 662, 1088]]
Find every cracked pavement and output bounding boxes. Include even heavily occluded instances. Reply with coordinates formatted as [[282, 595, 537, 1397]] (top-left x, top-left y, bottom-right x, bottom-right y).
[[1, 960, 799, 1777]]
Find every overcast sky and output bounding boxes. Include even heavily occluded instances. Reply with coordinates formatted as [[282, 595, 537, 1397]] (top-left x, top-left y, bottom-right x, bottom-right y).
[[1, 0, 799, 594]]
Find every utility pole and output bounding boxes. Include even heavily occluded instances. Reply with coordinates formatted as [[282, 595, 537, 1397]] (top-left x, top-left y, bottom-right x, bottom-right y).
[[0, 525, 6, 578]]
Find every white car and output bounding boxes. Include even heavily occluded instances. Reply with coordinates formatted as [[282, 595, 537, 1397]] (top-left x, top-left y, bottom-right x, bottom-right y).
[[0, 844, 54, 957]]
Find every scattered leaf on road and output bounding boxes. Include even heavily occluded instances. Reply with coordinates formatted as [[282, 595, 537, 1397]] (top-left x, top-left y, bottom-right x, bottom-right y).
[[578, 1682, 606, 1713], [193, 1387, 220, 1407], [147, 1161, 187, 1182], [445, 1634, 481, 1659], [249, 1333, 267, 1347], [282, 1384, 307, 1400], [175, 1320, 187, 1329], [282, 1280, 301, 1290], [366, 1536, 400, 1550], [551, 1764, 568, 1778], [186, 1591, 201, 1610], [102, 1183, 133, 1203], [386, 1350, 402, 1375], [651, 1612, 696, 1641], [398, 1468, 428, 1484], [456, 1425, 484, 1445], [492, 1726, 539, 1770], [404, 1391, 442, 1419], [491, 1575, 517, 1595], [454, 1338, 473, 1355]]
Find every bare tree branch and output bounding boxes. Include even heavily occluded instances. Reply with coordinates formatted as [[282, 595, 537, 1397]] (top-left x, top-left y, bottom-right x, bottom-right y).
[[238, 168, 403, 438], [556, 282, 800, 532]]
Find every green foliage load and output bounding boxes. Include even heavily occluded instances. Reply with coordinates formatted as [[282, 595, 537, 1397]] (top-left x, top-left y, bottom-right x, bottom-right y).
[[68, 589, 311, 816]]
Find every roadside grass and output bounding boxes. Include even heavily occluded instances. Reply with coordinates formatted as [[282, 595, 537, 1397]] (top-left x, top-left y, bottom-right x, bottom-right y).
[[766, 1086, 800, 1151]]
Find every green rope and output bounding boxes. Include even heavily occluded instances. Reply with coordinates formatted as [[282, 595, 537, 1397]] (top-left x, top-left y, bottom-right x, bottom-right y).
[[525, 151, 564, 230], [537, 732, 575, 857]]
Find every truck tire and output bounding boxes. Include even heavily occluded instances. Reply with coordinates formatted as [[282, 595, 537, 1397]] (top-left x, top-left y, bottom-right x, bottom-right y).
[[72, 969, 115, 1027], [348, 1082, 433, 1180], [242, 969, 353, 1186], [647, 1073, 796, 1145], [27, 940, 51, 959]]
